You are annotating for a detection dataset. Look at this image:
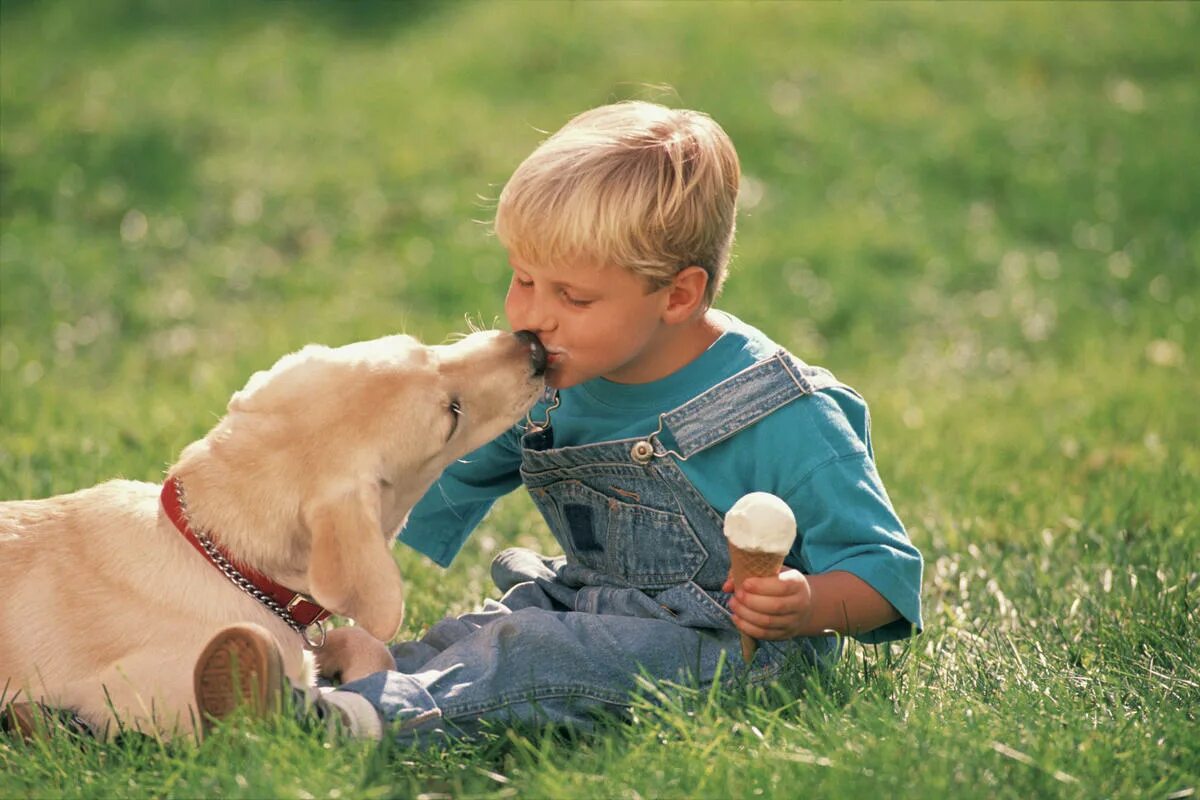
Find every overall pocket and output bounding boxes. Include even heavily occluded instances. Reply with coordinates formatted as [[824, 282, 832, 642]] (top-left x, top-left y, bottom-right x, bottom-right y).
[[536, 480, 708, 590]]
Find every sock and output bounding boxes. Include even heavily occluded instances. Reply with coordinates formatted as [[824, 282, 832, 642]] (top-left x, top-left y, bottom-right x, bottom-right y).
[[316, 689, 384, 741]]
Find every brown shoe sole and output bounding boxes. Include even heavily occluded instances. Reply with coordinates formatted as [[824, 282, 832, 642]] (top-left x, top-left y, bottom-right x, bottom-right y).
[[193, 625, 285, 735]]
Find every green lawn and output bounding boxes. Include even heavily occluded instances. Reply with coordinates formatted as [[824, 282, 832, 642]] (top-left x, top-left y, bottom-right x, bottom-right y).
[[2, 2, 1197, 797]]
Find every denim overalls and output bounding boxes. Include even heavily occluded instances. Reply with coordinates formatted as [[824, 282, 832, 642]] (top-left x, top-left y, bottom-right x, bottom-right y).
[[342, 351, 845, 742]]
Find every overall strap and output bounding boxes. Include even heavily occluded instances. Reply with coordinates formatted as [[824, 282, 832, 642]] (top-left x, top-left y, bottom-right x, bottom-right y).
[[654, 350, 842, 460]]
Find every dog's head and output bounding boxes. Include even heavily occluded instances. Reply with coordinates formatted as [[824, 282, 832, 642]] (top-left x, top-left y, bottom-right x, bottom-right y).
[[180, 330, 545, 641]]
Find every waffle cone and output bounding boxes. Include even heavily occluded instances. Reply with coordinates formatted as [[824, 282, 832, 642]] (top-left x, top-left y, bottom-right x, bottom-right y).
[[727, 543, 787, 664]]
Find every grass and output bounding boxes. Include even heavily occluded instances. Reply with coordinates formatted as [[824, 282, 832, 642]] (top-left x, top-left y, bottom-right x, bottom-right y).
[[2, 1, 1198, 797]]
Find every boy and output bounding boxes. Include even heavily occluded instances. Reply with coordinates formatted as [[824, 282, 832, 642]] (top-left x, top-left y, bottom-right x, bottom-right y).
[[202, 101, 923, 742]]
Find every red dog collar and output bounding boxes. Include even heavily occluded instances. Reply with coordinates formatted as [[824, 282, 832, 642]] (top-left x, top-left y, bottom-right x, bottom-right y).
[[161, 475, 331, 644]]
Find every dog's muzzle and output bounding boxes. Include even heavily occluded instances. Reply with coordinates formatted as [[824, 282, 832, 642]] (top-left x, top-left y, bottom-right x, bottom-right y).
[[515, 330, 547, 377]]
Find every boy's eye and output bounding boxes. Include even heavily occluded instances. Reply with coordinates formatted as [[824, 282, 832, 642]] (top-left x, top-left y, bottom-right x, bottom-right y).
[[561, 292, 593, 308], [513, 276, 533, 288]]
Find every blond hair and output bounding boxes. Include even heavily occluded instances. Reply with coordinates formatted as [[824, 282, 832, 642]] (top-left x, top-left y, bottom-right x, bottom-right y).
[[494, 101, 740, 306]]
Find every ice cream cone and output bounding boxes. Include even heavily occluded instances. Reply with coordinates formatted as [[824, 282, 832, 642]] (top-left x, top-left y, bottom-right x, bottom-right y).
[[723, 492, 797, 666], [726, 542, 788, 664]]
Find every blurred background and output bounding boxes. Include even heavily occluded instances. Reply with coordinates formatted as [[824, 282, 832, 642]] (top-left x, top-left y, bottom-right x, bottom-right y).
[[1, 1, 1196, 600]]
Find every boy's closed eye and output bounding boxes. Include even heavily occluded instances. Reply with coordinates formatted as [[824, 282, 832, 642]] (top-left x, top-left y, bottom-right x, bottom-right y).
[[513, 270, 596, 308], [560, 289, 594, 308]]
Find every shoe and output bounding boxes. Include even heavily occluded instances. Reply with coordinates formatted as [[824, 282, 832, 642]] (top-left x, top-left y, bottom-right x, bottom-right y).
[[193, 624, 383, 740], [193, 624, 286, 736]]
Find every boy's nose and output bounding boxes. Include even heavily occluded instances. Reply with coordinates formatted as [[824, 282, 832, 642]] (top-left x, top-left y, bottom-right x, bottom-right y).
[[519, 301, 556, 334]]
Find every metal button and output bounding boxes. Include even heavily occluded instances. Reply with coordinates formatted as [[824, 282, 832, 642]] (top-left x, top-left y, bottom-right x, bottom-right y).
[[630, 440, 655, 464]]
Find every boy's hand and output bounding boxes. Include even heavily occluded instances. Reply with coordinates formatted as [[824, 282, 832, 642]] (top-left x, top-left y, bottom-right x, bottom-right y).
[[723, 568, 813, 641]]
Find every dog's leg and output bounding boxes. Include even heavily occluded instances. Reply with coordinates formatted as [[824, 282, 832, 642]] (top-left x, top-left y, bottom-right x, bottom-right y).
[[41, 652, 200, 741], [1, 701, 95, 741]]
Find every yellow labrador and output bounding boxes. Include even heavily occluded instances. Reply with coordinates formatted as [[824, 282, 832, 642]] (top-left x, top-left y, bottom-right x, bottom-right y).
[[0, 329, 545, 738]]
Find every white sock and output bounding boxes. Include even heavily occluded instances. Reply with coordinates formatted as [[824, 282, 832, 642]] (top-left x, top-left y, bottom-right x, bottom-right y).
[[317, 689, 384, 741]]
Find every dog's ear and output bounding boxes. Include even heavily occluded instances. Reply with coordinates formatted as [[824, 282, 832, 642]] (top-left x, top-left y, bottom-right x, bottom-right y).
[[304, 482, 404, 642]]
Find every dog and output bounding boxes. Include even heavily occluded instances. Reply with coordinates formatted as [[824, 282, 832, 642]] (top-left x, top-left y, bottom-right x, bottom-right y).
[[0, 329, 546, 739]]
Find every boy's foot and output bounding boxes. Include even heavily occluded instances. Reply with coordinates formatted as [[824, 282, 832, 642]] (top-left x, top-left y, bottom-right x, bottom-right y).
[[194, 624, 383, 740], [315, 688, 384, 741], [194, 623, 287, 735]]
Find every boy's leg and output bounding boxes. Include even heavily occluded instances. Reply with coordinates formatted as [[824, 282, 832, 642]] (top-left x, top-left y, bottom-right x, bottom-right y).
[[196, 607, 815, 746], [336, 604, 741, 744]]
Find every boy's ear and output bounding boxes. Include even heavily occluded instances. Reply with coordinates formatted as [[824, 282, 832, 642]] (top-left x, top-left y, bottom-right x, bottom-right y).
[[662, 266, 710, 324]]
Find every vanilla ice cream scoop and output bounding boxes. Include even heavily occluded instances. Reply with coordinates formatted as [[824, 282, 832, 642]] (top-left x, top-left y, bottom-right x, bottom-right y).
[[723, 492, 796, 553]]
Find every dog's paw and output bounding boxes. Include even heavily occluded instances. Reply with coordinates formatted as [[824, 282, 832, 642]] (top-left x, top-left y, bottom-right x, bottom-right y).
[[316, 626, 394, 684]]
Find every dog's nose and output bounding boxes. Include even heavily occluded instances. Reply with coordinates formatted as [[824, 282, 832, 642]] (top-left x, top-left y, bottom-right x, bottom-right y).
[[514, 330, 547, 377]]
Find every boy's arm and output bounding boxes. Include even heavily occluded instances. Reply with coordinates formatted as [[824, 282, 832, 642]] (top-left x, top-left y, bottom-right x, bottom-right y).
[[724, 386, 923, 642], [398, 425, 524, 567], [724, 569, 900, 640]]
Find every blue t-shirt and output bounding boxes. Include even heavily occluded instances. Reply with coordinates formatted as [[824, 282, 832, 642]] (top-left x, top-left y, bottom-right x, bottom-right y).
[[400, 313, 923, 643]]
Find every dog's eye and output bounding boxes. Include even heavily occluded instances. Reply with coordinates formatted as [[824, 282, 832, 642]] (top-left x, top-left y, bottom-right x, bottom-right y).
[[447, 398, 462, 438]]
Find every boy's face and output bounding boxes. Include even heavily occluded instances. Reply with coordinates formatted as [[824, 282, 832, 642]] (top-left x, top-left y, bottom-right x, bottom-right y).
[[504, 255, 675, 389]]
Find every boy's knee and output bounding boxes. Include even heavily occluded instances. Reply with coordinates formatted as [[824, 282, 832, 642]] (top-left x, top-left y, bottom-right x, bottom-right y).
[[491, 547, 559, 590], [488, 608, 575, 653]]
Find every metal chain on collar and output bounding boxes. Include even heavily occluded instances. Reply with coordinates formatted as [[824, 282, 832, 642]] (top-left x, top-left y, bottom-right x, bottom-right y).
[[524, 388, 561, 432], [174, 481, 326, 648]]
